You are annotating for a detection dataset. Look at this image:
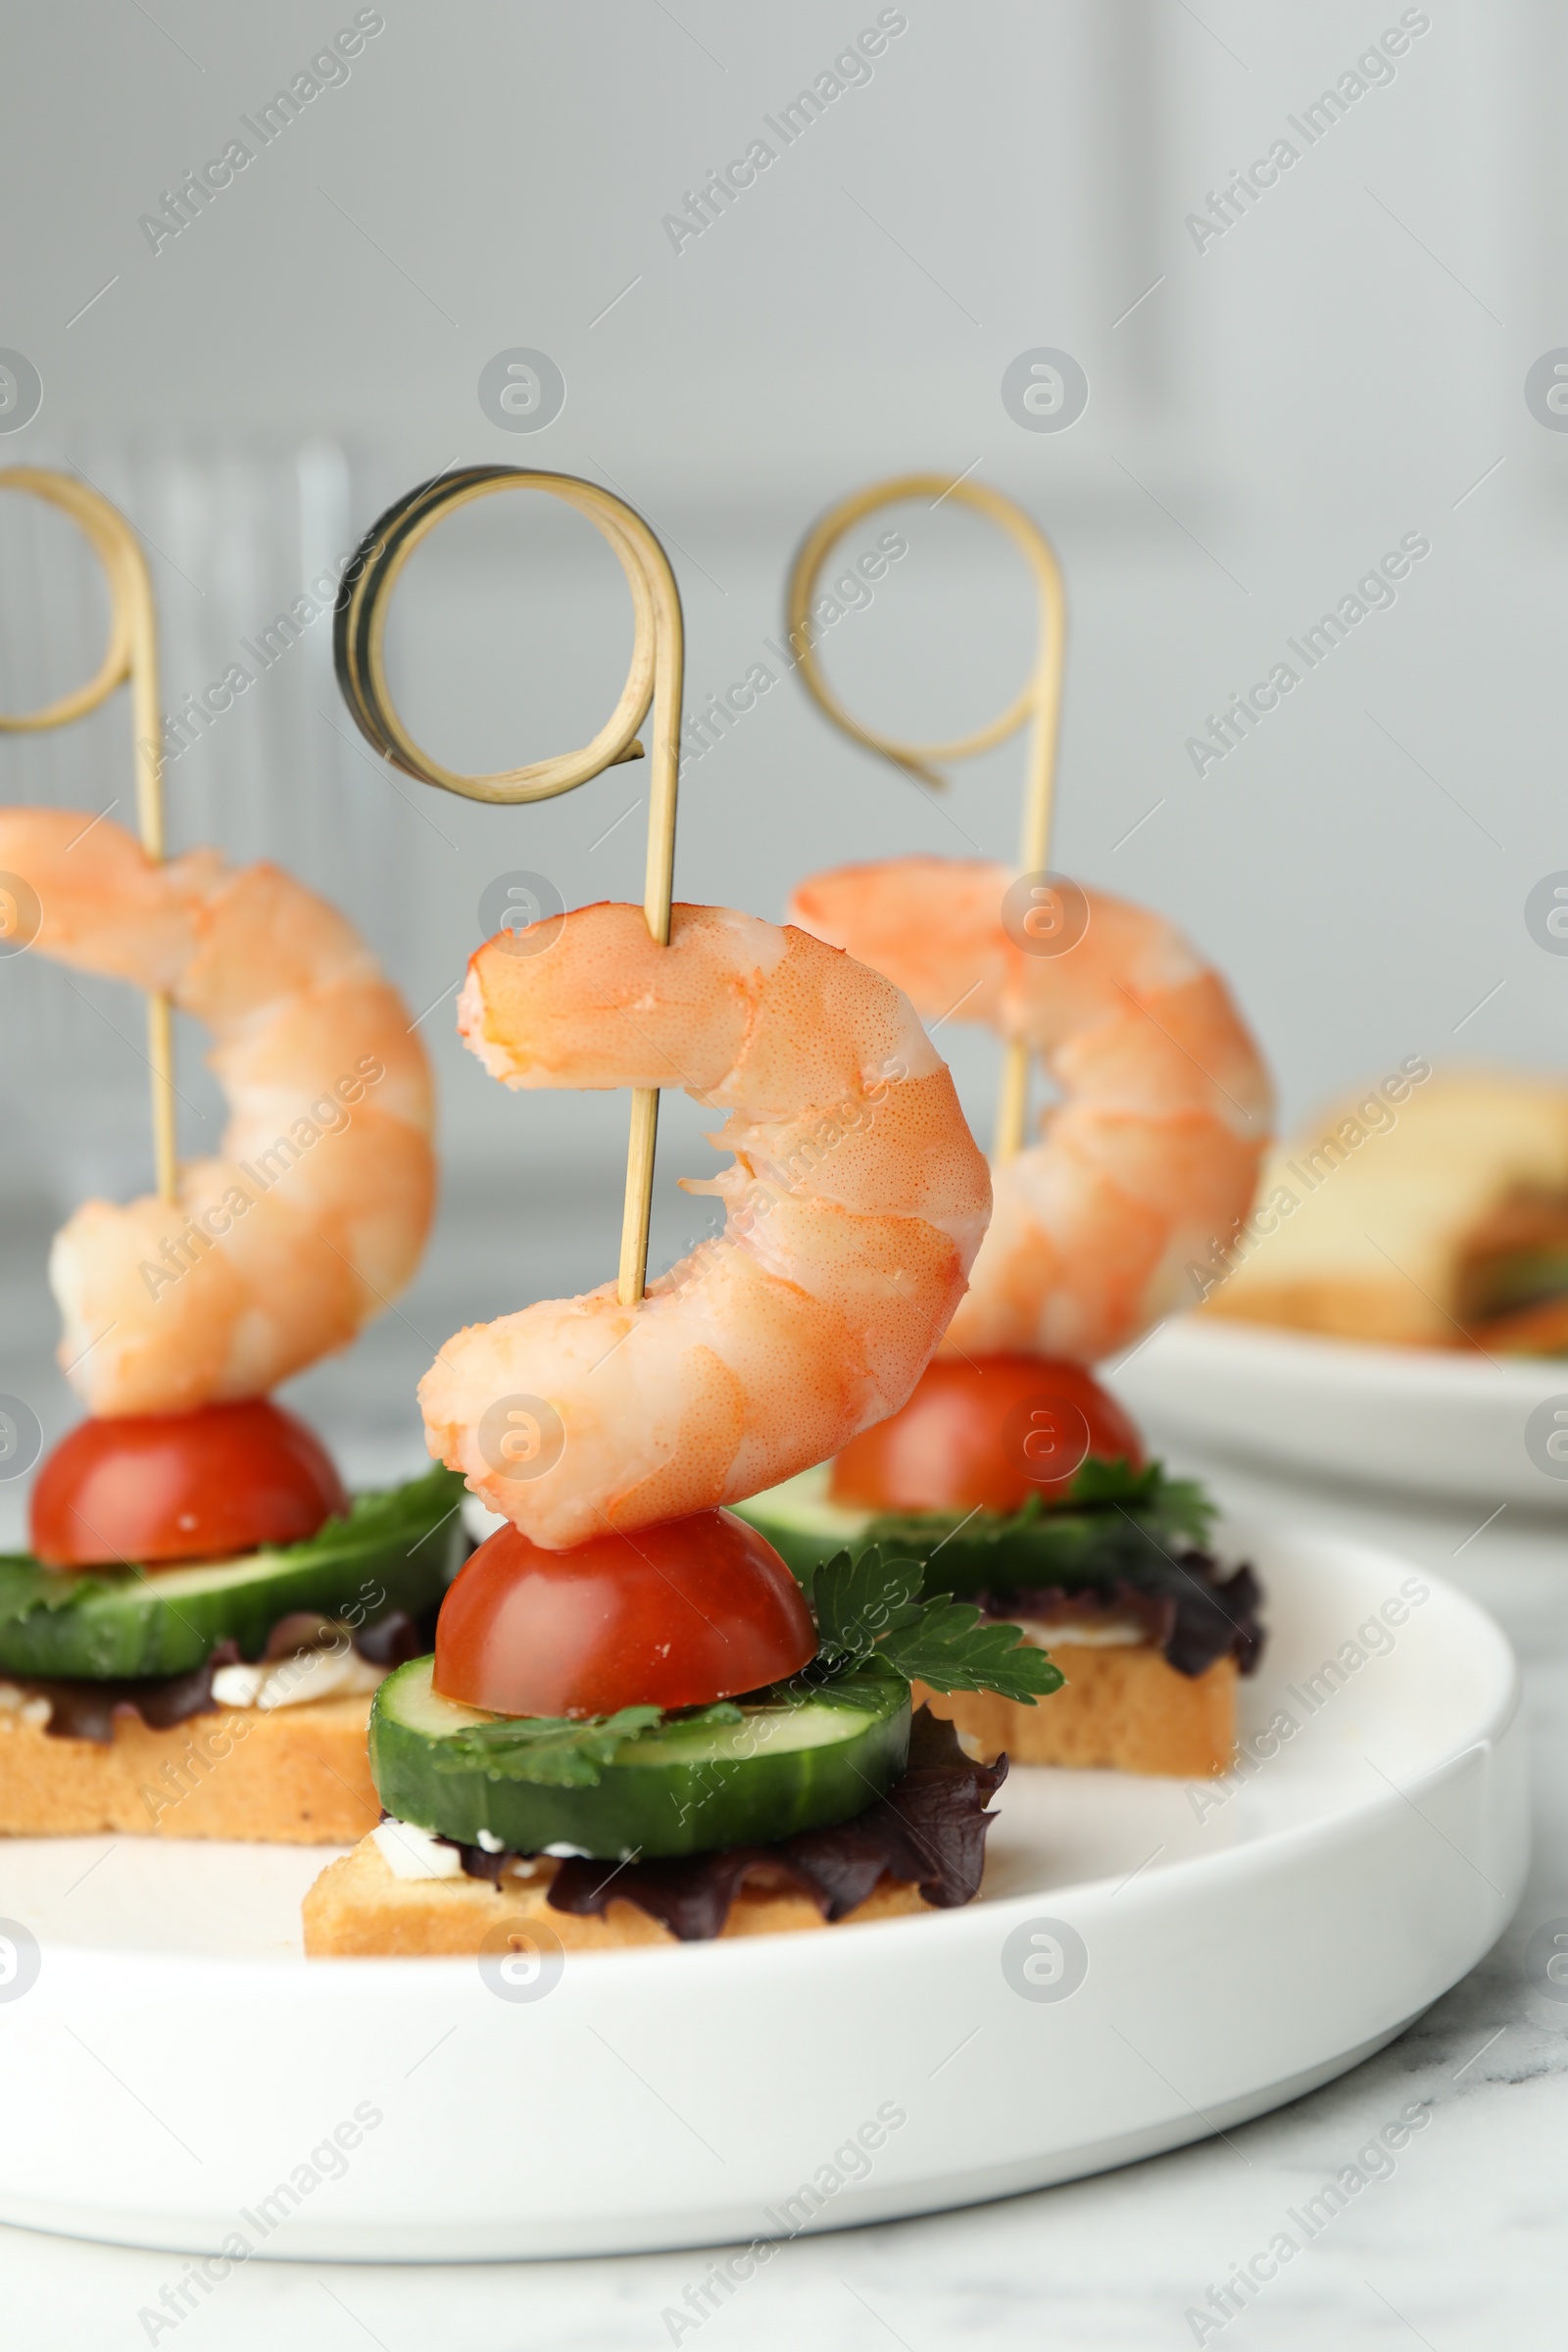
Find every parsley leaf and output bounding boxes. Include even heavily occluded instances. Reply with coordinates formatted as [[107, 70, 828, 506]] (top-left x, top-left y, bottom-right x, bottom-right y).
[[811, 1548, 926, 1663], [809, 1546, 1064, 1705], [876, 1596, 1065, 1701], [0, 1559, 116, 1631], [430, 1705, 664, 1787], [427, 1695, 748, 1786]]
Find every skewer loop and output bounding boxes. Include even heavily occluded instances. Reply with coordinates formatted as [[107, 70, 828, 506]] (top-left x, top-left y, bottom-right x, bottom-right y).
[[333, 466, 685, 1305], [787, 471, 1067, 1165], [0, 467, 175, 1201]]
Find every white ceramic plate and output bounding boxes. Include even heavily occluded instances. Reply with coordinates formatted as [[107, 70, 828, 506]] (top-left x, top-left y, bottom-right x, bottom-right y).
[[0, 1524, 1526, 2261], [1110, 1314, 1568, 1510]]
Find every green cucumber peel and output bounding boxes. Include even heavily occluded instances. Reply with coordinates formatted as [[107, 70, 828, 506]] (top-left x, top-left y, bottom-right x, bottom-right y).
[[738, 1455, 1217, 1596], [371, 1662, 908, 1858], [0, 1461, 463, 1631], [842, 1460, 1214, 1599], [0, 1463, 466, 1678]]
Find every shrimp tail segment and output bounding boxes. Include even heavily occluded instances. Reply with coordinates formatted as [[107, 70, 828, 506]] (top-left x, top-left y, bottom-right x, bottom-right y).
[[417, 902, 991, 1548], [789, 856, 1274, 1364], [0, 808, 435, 1414]]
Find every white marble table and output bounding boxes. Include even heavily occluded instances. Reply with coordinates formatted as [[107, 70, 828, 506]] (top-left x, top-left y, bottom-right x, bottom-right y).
[[3, 1432, 1563, 2351]]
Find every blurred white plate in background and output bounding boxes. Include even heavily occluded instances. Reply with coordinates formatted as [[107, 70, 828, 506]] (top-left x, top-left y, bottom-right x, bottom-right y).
[[1110, 1316, 1568, 1511]]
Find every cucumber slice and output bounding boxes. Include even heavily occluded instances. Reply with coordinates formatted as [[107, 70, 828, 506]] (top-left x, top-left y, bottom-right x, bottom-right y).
[[734, 1461, 1213, 1598], [0, 1465, 467, 1681], [732, 1467, 870, 1589], [370, 1655, 909, 1860]]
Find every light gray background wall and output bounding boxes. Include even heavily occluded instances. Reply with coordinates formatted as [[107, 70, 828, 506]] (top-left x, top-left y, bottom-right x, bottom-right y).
[[2, 0, 1563, 1479]]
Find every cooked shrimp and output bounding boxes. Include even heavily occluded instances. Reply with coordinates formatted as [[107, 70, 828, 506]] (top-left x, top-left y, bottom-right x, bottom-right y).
[[787, 857, 1272, 1362], [418, 902, 991, 1547], [0, 808, 435, 1414]]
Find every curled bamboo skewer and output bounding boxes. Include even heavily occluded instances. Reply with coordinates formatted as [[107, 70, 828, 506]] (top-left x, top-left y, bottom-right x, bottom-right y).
[[786, 471, 1067, 1167], [333, 466, 684, 1307], [0, 467, 177, 1202]]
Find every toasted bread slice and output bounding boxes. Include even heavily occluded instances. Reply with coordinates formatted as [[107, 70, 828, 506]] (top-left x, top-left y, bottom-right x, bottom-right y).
[[303, 1833, 927, 1954], [914, 1645, 1238, 1777], [1201, 1069, 1568, 1347], [0, 1694, 378, 1842]]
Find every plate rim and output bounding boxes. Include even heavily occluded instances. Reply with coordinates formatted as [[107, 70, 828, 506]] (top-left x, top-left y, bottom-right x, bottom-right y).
[[1137, 1311, 1568, 1396]]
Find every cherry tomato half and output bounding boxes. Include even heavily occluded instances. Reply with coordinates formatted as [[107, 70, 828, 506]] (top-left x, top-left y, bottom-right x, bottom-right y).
[[29, 1398, 348, 1569], [434, 1508, 817, 1718], [829, 1355, 1145, 1517]]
